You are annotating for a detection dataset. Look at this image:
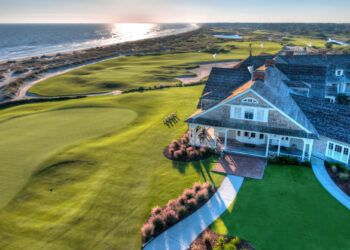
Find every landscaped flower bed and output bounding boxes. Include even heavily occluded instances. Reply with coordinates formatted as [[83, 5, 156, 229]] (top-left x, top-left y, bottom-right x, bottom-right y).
[[141, 182, 216, 245], [325, 161, 350, 196], [190, 229, 254, 250], [164, 133, 214, 162]]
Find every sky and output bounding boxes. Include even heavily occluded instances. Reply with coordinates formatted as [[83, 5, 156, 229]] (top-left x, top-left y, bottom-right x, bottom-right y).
[[0, 0, 350, 23]]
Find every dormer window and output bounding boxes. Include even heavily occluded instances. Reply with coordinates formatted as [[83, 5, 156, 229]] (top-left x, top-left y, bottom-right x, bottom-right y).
[[242, 97, 259, 104], [335, 69, 344, 77]]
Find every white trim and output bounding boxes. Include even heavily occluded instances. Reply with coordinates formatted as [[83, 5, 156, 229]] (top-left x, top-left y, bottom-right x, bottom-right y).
[[242, 97, 259, 104], [229, 105, 268, 122], [250, 89, 312, 133], [189, 89, 252, 120], [326, 140, 350, 164]]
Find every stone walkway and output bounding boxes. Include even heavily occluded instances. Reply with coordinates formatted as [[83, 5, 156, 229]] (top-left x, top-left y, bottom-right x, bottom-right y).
[[311, 157, 350, 210], [144, 175, 244, 250]]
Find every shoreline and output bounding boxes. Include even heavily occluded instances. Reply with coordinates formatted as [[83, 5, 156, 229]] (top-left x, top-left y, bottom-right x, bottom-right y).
[[0, 25, 205, 103], [0, 24, 201, 63]]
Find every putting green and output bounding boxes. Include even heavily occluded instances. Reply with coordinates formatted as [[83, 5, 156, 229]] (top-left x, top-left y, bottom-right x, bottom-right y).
[[0, 107, 137, 207]]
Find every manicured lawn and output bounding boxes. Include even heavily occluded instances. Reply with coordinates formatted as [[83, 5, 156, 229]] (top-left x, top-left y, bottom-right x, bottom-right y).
[[0, 86, 224, 250], [0, 107, 137, 207], [29, 40, 282, 97], [211, 165, 350, 250]]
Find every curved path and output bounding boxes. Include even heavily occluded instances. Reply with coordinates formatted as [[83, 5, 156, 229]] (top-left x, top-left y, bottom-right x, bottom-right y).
[[144, 175, 244, 250], [311, 157, 350, 209]]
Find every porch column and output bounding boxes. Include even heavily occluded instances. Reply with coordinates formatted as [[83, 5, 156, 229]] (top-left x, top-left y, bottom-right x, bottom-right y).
[[214, 128, 218, 147], [265, 134, 270, 157], [308, 140, 314, 161], [301, 139, 307, 162], [224, 129, 228, 150], [193, 125, 197, 146], [277, 137, 281, 156]]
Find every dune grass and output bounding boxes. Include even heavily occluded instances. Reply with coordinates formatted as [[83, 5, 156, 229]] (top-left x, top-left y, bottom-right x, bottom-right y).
[[29, 40, 282, 97], [0, 86, 224, 250], [211, 165, 350, 250]]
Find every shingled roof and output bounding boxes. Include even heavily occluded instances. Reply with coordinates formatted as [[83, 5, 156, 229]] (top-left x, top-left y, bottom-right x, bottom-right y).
[[199, 67, 251, 102], [292, 95, 350, 144], [276, 54, 350, 66], [198, 55, 274, 105], [250, 67, 319, 136], [275, 63, 327, 99], [189, 66, 319, 138]]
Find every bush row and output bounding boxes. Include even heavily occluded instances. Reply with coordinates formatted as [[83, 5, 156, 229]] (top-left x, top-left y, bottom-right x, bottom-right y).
[[165, 133, 214, 161], [268, 155, 311, 167], [123, 80, 205, 94], [141, 182, 215, 245]]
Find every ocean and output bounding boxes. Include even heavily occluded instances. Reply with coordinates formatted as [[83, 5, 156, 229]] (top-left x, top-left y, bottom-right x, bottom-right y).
[[0, 23, 199, 61]]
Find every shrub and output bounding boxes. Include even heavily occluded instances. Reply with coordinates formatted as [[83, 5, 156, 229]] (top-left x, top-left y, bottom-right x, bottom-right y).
[[176, 205, 188, 219], [162, 209, 178, 227], [166, 199, 178, 209], [193, 182, 202, 192], [203, 182, 215, 196], [188, 151, 195, 159], [331, 165, 338, 173], [168, 148, 175, 157], [170, 140, 179, 149], [141, 182, 216, 243], [141, 222, 154, 243], [185, 198, 197, 212], [150, 206, 162, 217], [150, 215, 165, 235], [184, 189, 195, 199], [338, 172, 349, 181], [203, 231, 212, 245], [199, 147, 208, 157], [196, 189, 209, 205], [173, 150, 182, 159]]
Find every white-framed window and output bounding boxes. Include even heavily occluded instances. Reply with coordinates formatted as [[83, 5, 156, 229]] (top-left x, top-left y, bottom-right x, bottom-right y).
[[326, 141, 350, 164], [335, 69, 344, 77], [242, 97, 259, 104], [244, 109, 254, 120], [230, 105, 268, 122]]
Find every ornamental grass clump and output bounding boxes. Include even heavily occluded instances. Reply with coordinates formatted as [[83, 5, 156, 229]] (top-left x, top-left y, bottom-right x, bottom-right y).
[[141, 182, 216, 244], [165, 132, 214, 162]]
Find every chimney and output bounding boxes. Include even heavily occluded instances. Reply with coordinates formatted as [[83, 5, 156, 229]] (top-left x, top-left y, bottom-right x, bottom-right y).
[[265, 59, 275, 67], [253, 71, 265, 81]]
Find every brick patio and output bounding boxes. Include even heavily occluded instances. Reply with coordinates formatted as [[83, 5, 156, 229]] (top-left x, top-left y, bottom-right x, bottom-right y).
[[213, 153, 267, 179]]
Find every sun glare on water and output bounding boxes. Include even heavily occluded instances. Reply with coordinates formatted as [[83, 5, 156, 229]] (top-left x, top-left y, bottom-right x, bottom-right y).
[[111, 23, 157, 42]]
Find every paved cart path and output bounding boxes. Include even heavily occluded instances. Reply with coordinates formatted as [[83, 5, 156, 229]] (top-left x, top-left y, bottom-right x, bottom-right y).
[[312, 157, 350, 210], [144, 175, 244, 250]]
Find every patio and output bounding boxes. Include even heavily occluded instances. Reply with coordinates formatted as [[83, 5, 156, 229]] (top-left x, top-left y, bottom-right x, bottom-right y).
[[213, 153, 267, 179]]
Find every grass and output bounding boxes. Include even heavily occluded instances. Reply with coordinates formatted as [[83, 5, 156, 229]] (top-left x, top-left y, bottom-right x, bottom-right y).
[[211, 165, 350, 250], [0, 107, 137, 207], [0, 86, 224, 250], [29, 40, 282, 97]]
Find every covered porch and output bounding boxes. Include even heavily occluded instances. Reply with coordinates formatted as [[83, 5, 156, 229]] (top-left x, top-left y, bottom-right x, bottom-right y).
[[188, 123, 314, 162]]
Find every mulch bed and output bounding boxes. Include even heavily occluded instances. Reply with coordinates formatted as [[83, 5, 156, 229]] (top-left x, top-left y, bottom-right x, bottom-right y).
[[190, 229, 254, 250], [325, 165, 350, 196]]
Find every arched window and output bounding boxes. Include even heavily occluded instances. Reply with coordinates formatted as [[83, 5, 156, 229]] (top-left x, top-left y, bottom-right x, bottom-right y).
[[242, 97, 259, 104]]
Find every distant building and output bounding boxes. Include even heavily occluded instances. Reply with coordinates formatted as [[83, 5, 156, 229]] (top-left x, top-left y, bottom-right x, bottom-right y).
[[186, 54, 350, 166]]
